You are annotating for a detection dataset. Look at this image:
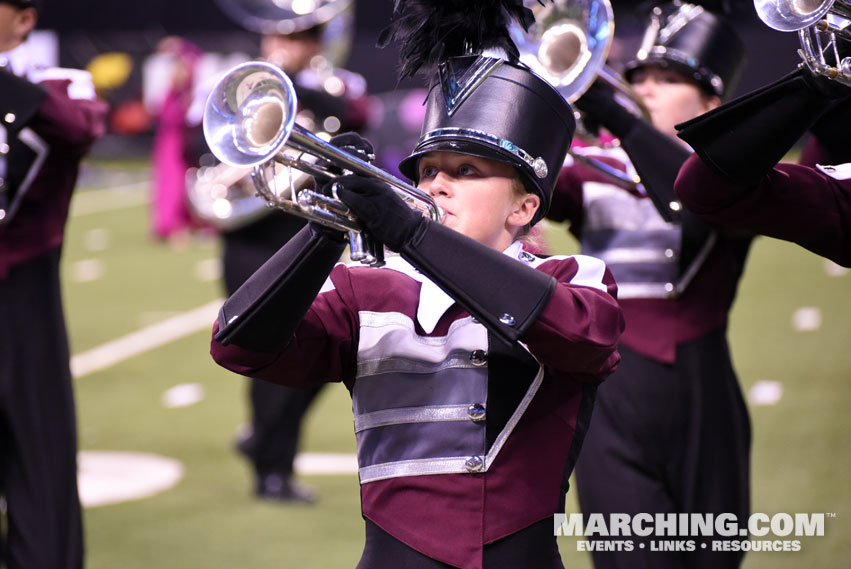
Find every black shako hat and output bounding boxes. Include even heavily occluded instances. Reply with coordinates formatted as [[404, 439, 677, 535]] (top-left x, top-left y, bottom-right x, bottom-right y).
[[2, 0, 42, 11], [398, 55, 576, 225], [624, 2, 746, 100]]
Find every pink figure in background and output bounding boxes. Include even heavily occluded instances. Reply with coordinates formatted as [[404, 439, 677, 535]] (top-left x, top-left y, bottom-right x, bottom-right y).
[[150, 36, 203, 244]]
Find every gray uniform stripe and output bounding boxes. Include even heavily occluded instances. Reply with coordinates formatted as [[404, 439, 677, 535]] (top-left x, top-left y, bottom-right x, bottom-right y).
[[596, 247, 675, 264], [359, 457, 472, 484], [354, 404, 475, 433], [616, 282, 676, 299]]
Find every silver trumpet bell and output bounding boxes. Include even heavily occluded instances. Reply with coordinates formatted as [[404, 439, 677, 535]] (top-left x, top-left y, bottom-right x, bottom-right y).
[[203, 61, 443, 266], [755, 0, 851, 86]]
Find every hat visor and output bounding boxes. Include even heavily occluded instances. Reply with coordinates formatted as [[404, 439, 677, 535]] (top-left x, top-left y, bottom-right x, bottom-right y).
[[624, 56, 717, 96], [398, 139, 524, 183]]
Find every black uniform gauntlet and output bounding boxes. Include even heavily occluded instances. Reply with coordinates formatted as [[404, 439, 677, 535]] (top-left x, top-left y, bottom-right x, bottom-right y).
[[215, 224, 346, 352], [676, 68, 851, 187]]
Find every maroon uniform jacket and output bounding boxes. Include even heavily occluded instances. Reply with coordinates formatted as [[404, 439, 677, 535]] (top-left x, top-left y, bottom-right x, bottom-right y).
[[0, 68, 107, 278], [212, 242, 623, 569]]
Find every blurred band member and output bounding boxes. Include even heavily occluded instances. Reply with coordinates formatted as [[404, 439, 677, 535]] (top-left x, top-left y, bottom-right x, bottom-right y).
[[200, 21, 369, 503], [0, 0, 108, 566], [548, 3, 752, 567]]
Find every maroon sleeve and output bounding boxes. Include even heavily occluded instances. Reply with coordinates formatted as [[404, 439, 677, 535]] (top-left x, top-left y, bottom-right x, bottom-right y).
[[30, 79, 108, 151], [521, 255, 624, 380], [675, 153, 851, 267]]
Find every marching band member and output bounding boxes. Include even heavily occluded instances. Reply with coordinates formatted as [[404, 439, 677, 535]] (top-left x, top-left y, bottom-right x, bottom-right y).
[[210, 1, 624, 566], [548, 3, 752, 567], [0, 0, 108, 567]]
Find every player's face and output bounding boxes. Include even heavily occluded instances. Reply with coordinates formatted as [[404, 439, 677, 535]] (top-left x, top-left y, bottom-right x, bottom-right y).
[[416, 152, 539, 251], [630, 66, 721, 138], [261, 33, 322, 75], [0, 5, 35, 53]]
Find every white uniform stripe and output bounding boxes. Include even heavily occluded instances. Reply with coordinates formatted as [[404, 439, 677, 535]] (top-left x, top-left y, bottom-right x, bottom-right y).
[[358, 312, 488, 367], [359, 457, 471, 483]]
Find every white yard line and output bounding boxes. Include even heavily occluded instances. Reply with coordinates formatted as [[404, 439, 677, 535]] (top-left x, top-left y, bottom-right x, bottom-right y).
[[70, 299, 222, 379]]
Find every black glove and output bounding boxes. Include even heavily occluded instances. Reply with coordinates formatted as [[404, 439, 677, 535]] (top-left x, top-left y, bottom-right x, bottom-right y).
[[574, 80, 640, 139], [312, 131, 375, 187], [331, 174, 426, 252]]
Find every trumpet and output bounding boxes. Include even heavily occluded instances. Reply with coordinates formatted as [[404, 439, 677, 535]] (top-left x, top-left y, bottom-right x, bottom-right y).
[[755, 0, 851, 86], [203, 60, 442, 266]]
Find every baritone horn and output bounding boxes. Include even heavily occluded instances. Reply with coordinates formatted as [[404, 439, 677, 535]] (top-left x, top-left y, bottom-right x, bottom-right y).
[[513, 0, 647, 188], [754, 0, 851, 86], [203, 60, 442, 266]]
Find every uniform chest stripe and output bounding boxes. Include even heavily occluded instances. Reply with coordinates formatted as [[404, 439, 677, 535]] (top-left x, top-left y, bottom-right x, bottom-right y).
[[354, 404, 477, 433]]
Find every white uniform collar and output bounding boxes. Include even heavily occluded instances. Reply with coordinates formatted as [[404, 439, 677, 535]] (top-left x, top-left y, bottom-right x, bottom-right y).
[[817, 163, 851, 180], [380, 241, 529, 334], [0, 39, 48, 79]]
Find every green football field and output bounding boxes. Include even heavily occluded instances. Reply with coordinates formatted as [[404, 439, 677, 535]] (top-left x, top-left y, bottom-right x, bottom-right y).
[[60, 161, 850, 568]]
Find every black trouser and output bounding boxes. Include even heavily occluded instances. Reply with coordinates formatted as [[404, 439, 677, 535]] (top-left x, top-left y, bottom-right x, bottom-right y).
[[247, 379, 322, 476], [222, 213, 323, 478], [574, 330, 751, 569], [356, 518, 565, 569], [0, 249, 84, 569]]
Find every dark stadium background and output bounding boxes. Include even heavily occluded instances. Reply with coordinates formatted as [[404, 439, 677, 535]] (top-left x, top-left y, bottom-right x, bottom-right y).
[[40, 0, 800, 95]]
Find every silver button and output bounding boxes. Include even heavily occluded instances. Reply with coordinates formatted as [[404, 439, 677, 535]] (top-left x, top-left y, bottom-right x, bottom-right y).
[[465, 456, 484, 473], [664, 249, 675, 258], [467, 403, 486, 422], [499, 313, 516, 326], [532, 157, 548, 179], [669, 201, 682, 212], [469, 350, 487, 366]]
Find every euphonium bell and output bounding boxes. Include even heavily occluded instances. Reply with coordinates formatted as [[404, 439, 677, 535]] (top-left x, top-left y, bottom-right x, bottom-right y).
[[512, 0, 647, 189], [754, 0, 851, 86]]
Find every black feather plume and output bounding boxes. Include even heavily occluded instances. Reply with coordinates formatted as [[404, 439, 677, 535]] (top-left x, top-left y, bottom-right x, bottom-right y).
[[377, 0, 541, 79]]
